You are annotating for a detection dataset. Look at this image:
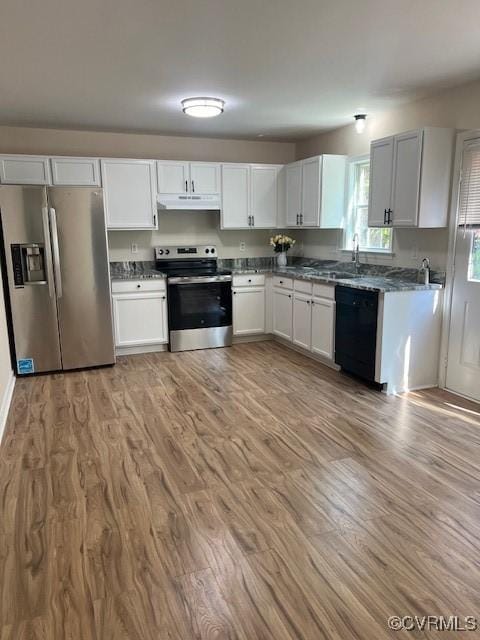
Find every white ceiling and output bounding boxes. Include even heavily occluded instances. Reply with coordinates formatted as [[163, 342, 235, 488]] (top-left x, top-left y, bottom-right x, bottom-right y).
[[1, 0, 480, 141]]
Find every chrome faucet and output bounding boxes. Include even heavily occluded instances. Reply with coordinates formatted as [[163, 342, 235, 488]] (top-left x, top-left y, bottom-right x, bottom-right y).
[[352, 233, 360, 274]]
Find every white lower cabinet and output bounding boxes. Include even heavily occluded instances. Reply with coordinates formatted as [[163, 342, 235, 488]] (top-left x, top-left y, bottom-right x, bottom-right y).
[[273, 288, 293, 340], [311, 297, 335, 360], [293, 293, 312, 350], [233, 287, 265, 335], [112, 280, 168, 350]]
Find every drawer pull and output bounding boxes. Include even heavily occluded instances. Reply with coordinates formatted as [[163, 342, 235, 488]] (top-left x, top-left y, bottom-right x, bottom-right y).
[[137, 284, 141, 288]]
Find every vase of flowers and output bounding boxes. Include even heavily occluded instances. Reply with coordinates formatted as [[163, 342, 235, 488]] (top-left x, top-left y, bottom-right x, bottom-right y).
[[269, 234, 295, 268]]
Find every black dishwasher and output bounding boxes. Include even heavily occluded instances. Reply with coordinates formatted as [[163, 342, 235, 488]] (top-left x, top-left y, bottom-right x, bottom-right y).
[[335, 286, 379, 382]]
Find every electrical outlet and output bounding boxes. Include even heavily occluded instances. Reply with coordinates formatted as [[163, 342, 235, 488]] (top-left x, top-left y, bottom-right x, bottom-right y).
[[239, 241, 246, 252], [131, 243, 138, 254], [411, 244, 419, 260]]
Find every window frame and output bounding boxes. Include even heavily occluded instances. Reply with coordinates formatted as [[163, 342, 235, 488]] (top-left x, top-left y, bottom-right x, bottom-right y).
[[343, 154, 393, 254]]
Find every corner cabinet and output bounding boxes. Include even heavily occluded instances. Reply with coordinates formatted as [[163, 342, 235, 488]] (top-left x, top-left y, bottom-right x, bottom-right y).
[[286, 155, 346, 228], [101, 159, 158, 230], [111, 279, 168, 353], [368, 127, 454, 228], [221, 164, 282, 229]]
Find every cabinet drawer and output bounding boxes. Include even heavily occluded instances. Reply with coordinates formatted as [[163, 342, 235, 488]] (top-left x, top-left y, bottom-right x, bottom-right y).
[[111, 279, 166, 294], [233, 274, 265, 287], [312, 282, 335, 299], [273, 276, 293, 290], [294, 279, 313, 295]]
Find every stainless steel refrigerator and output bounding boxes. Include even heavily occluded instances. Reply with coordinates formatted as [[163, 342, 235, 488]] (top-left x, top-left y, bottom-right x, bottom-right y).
[[0, 186, 115, 375]]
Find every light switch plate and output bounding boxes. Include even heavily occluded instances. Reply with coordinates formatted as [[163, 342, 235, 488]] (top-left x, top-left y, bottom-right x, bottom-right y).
[[239, 241, 246, 252], [131, 243, 138, 254]]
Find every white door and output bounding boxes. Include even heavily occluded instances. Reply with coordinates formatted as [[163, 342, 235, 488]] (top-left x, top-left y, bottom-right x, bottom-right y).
[[301, 157, 321, 226], [273, 288, 293, 340], [368, 137, 394, 227], [311, 297, 335, 360], [286, 162, 302, 226], [50, 157, 101, 186], [446, 137, 480, 402], [190, 163, 220, 194], [391, 130, 422, 227], [157, 161, 189, 194], [0, 155, 51, 185], [113, 293, 167, 346], [221, 164, 250, 229], [233, 288, 266, 335], [250, 165, 278, 228], [102, 159, 157, 229], [293, 293, 312, 350]]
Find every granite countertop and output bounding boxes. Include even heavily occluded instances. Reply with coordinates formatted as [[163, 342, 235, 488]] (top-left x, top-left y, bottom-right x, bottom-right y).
[[232, 266, 443, 293], [110, 266, 166, 281]]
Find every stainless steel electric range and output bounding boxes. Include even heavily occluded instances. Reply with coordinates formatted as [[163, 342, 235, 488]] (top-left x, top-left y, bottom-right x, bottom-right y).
[[155, 245, 232, 352]]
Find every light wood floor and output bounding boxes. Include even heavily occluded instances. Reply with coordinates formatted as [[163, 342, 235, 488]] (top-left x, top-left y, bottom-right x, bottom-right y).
[[1, 341, 480, 639]]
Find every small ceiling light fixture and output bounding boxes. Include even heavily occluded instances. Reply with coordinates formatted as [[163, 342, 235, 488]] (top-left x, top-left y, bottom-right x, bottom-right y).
[[354, 114, 367, 134], [181, 97, 225, 118]]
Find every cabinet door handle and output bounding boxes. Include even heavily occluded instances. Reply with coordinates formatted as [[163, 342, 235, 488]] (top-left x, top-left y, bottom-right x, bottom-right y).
[[252, 215, 255, 226], [288, 294, 292, 298], [192, 180, 195, 193], [185, 180, 188, 193], [153, 213, 157, 227], [248, 279, 252, 283], [296, 214, 299, 225], [311, 300, 314, 305], [137, 284, 141, 288], [162, 295, 166, 299], [233, 291, 237, 295], [384, 208, 387, 225], [300, 213, 303, 225], [388, 209, 393, 224]]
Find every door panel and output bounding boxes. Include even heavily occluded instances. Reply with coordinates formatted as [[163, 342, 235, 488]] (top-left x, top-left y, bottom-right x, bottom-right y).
[[0, 186, 62, 373], [233, 288, 265, 335], [446, 228, 480, 401], [286, 162, 302, 226], [311, 297, 335, 360], [190, 163, 220, 194], [48, 187, 115, 369], [157, 161, 189, 194], [301, 157, 321, 226], [273, 289, 293, 340], [391, 130, 422, 226], [368, 137, 394, 227], [113, 293, 167, 346], [221, 165, 249, 228], [250, 165, 278, 228], [293, 293, 311, 349]]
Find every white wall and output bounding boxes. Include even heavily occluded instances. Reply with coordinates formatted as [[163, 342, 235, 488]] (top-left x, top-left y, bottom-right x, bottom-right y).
[[108, 211, 282, 261]]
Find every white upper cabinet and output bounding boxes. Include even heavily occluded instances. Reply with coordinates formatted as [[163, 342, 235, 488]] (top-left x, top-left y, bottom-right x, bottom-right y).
[[190, 162, 220, 194], [221, 163, 281, 229], [157, 161, 220, 195], [101, 159, 158, 230], [0, 155, 51, 185], [157, 161, 189, 194], [286, 155, 346, 228], [368, 127, 454, 228], [50, 157, 101, 186], [286, 162, 303, 226], [221, 164, 250, 229], [368, 137, 394, 227], [250, 165, 278, 228]]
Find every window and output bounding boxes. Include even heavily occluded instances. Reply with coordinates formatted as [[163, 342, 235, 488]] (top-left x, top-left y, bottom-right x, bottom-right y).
[[344, 156, 392, 252], [468, 230, 480, 282]]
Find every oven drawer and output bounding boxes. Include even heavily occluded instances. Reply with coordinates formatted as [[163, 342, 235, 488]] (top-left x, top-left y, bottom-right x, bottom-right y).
[[233, 274, 265, 287], [112, 279, 166, 294]]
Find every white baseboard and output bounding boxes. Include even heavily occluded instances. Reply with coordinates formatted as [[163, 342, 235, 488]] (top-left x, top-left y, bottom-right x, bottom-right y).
[[232, 334, 273, 344], [0, 371, 15, 445], [116, 343, 168, 356]]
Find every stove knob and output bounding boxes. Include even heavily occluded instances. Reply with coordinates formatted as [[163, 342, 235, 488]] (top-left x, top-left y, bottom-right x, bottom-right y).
[[210, 247, 215, 254], [158, 249, 164, 256], [205, 248, 210, 254], [165, 249, 170, 255]]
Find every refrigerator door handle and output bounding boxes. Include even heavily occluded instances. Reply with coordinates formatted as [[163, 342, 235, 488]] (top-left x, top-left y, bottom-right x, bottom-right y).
[[49, 207, 63, 299], [41, 207, 55, 299]]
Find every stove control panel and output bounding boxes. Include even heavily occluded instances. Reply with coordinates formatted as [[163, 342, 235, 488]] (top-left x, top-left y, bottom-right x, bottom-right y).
[[155, 245, 216, 259]]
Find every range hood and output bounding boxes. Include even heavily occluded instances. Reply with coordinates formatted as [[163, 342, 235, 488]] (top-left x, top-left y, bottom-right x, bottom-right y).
[[157, 194, 221, 211]]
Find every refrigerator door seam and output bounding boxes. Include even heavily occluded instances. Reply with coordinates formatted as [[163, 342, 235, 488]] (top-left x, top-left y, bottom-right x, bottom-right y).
[[49, 207, 63, 299]]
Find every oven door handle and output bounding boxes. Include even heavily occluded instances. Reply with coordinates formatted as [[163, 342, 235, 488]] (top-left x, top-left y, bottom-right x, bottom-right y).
[[168, 275, 232, 284]]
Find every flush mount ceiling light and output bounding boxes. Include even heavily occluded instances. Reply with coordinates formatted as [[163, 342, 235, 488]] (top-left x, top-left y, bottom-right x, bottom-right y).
[[354, 114, 367, 134], [181, 97, 225, 118]]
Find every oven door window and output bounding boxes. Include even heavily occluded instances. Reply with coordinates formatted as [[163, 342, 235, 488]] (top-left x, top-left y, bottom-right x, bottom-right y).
[[168, 282, 232, 330]]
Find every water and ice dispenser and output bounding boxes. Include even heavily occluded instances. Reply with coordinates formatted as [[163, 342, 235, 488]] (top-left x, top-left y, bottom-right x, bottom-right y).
[[11, 244, 47, 287]]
